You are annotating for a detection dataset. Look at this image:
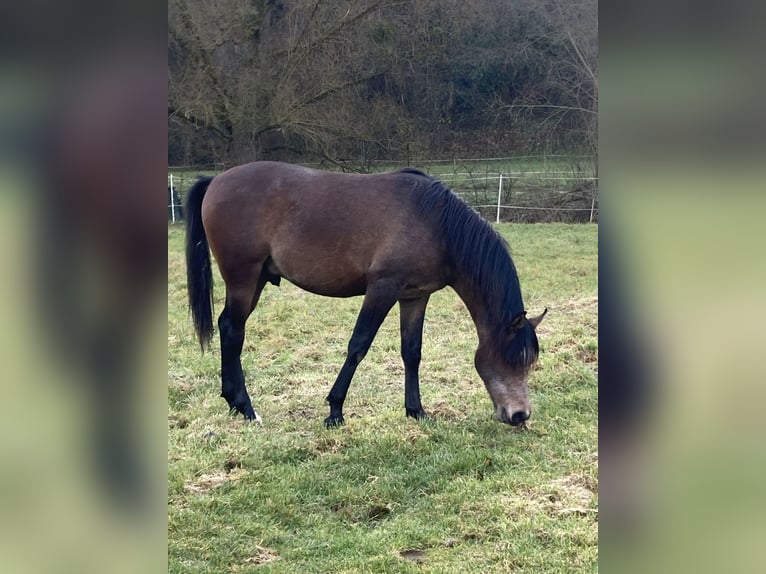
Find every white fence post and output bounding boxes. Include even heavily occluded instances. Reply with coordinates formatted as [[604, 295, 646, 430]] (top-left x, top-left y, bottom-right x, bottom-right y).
[[496, 173, 503, 224], [170, 173, 176, 223]]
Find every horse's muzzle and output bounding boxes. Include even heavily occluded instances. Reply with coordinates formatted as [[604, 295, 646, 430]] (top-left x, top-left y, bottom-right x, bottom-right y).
[[498, 406, 531, 426]]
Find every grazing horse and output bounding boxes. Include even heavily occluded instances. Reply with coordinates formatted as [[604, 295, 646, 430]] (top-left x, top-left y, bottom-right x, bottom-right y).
[[185, 162, 546, 427]]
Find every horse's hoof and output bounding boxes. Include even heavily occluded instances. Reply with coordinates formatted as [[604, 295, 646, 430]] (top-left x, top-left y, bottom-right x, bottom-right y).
[[230, 404, 262, 424], [406, 408, 431, 421], [243, 409, 263, 424], [324, 415, 344, 428]]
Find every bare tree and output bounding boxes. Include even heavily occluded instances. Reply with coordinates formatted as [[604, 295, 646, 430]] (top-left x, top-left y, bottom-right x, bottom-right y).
[[493, 0, 598, 153], [169, 0, 411, 165], [168, 0, 598, 165]]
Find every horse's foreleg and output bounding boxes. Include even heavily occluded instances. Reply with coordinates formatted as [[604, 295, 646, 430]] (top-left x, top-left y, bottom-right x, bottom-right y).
[[324, 281, 399, 427], [399, 296, 430, 420], [219, 279, 266, 422]]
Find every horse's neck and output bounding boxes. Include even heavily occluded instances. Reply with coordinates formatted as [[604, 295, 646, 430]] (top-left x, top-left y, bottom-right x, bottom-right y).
[[450, 276, 495, 344]]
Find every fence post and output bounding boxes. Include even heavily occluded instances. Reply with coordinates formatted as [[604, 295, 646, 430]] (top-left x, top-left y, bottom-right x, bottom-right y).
[[170, 173, 176, 224], [496, 173, 503, 224], [589, 193, 596, 223]]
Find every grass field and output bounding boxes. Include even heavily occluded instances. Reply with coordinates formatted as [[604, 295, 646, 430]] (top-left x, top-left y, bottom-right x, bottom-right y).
[[168, 222, 598, 573]]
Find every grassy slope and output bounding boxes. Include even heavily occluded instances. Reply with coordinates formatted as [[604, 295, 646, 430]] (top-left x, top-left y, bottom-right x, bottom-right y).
[[168, 223, 597, 573]]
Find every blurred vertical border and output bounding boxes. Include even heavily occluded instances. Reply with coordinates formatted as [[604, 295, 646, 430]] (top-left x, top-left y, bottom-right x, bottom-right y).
[[601, 0, 766, 571], [0, 1, 167, 573]]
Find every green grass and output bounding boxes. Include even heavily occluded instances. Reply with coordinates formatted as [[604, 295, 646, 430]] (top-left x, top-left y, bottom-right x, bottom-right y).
[[168, 223, 597, 573]]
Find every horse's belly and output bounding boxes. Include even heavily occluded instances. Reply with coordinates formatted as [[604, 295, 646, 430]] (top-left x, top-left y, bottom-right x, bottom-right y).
[[286, 274, 368, 298], [270, 255, 369, 298], [269, 234, 446, 299]]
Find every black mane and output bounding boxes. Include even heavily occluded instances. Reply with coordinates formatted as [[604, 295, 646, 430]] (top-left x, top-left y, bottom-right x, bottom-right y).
[[412, 177, 539, 369], [398, 167, 431, 178]]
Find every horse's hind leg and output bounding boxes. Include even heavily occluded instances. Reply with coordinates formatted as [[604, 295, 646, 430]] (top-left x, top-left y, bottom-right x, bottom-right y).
[[218, 275, 267, 422]]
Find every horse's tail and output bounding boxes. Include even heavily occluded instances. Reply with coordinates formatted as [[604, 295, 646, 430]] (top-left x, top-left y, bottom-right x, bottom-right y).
[[185, 176, 215, 350]]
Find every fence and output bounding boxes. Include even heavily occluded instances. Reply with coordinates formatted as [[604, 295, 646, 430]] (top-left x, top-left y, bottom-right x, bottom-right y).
[[428, 171, 597, 223], [168, 156, 597, 224]]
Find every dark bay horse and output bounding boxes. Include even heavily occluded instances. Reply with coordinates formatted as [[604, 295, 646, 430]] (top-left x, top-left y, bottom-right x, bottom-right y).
[[185, 162, 546, 427]]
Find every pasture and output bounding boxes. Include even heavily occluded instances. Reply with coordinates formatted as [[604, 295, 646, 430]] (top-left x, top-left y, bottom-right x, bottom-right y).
[[168, 222, 597, 573]]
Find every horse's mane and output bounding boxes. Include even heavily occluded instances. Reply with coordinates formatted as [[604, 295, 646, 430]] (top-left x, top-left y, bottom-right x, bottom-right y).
[[405, 170, 539, 369], [398, 167, 430, 178]]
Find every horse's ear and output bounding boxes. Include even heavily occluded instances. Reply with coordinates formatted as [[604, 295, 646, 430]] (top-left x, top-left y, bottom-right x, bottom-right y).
[[528, 308, 548, 329], [509, 311, 527, 332]]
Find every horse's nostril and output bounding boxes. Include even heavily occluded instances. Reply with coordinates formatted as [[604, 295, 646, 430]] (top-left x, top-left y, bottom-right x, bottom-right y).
[[510, 410, 530, 426]]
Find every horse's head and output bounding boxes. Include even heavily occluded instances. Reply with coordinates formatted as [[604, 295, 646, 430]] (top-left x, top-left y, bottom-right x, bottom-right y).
[[474, 308, 547, 426]]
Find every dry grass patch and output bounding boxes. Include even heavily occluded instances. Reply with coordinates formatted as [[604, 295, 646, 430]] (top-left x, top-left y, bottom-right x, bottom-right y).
[[429, 400, 469, 422], [496, 472, 597, 520], [234, 544, 280, 569], [183, 467, 249, 494]]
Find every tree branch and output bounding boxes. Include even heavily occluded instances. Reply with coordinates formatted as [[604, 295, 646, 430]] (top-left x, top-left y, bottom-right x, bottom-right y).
[[168, 105, 233, 142], [505, 104, 597, 116]]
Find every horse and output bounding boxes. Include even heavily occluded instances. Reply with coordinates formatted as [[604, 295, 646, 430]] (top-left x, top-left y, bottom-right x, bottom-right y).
[[184, 161, 546, 427]]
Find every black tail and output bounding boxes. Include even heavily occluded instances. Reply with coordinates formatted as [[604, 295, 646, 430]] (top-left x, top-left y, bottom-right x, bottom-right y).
[[184, 176, 215, 350]]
